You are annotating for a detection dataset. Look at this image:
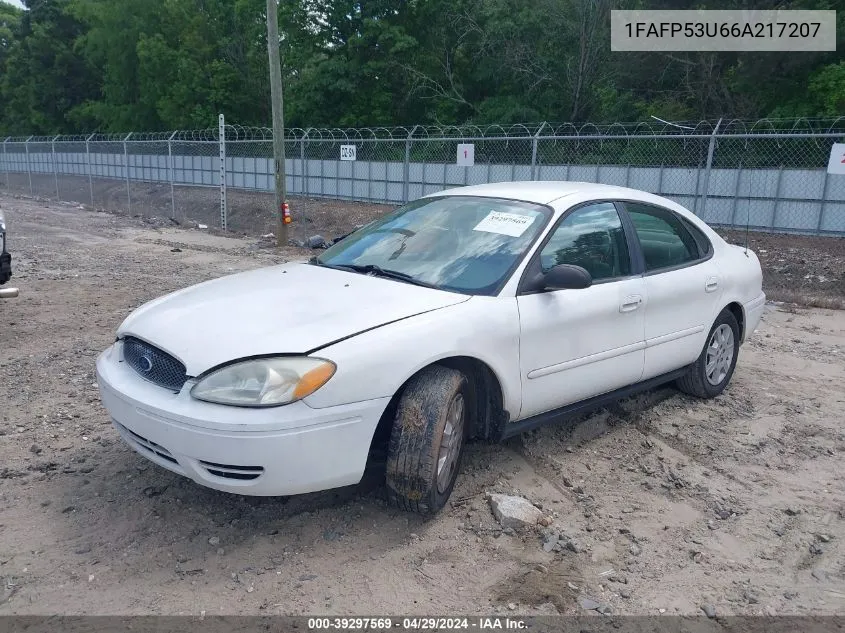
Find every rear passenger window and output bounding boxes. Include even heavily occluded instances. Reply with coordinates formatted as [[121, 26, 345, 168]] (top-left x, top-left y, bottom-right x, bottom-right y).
[[625, 203, 701, 271]]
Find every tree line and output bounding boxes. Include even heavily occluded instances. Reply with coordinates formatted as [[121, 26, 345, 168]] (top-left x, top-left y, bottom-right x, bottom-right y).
[[0, 0, 843, 136]]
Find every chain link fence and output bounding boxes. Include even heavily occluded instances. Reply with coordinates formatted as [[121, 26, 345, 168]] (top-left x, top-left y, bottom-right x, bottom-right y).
[[2, 118, 844, 238], [1, 116, 843, 306]]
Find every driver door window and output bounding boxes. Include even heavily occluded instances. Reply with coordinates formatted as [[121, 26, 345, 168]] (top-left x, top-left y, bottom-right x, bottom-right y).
[[539, 202, 631, 282]]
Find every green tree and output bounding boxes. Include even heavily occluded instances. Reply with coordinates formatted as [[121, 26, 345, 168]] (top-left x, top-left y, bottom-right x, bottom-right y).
[[0, 0, 94, 135], [0, 2, 22, 71], [1, 0, 844, 134]]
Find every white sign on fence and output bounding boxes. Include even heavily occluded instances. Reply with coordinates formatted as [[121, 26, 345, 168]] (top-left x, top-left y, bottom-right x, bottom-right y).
[[457, 143, 475, 166], [340, 145, 357, 161], [827, 143, 845, 175]]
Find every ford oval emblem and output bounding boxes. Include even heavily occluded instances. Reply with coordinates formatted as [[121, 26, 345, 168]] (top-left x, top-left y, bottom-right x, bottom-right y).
[[139, 355, 154, 373]]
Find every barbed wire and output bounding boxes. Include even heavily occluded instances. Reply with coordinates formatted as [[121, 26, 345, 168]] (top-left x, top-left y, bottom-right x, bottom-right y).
[[4, 117, 844, 146]]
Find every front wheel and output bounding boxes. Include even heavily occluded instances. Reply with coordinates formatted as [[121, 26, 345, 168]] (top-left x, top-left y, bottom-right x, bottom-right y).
[[385, 365, 468, 514], [676, 309, 740, 399]]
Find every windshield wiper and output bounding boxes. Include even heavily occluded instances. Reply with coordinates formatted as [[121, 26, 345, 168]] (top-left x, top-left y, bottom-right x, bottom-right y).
[[324, 262, 438, 289]]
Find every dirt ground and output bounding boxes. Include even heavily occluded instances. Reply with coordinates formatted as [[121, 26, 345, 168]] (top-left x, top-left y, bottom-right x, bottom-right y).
[[0, 193, 844, 617], [717, 229, 845, 309], [0, 173, 389, 246]]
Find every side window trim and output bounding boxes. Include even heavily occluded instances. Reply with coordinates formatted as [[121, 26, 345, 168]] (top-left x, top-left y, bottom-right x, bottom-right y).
[[678, 215, 714, 257], [618, 200, 713, 275], [614, 201, 646, 276], [516, 199, 639, 295]]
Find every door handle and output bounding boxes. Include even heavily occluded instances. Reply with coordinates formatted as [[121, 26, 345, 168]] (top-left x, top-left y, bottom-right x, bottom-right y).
[[705, 277, 719, 293], [620, 295, 643, 313]]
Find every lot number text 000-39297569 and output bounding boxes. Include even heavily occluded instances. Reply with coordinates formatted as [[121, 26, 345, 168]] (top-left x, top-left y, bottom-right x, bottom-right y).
[[610, 10, 836, 52]]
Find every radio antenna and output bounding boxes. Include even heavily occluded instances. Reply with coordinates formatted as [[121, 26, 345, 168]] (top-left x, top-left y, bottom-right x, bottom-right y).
[[650, 115, 696, 131]]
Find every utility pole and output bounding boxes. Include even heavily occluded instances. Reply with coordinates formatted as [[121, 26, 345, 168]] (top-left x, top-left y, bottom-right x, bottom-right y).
[[266, 0, 288, 246]]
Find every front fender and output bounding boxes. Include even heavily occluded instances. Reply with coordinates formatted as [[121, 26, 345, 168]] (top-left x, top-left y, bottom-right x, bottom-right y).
[[303, 296, 522, 417]]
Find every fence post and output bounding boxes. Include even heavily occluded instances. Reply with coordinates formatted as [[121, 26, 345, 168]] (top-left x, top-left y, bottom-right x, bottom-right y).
[[2, 137, 9, 190], [770, 164, 784, 228], [403, 125, 418, 203], [85, 133, 95, 208], [698, 117, 722, 217], [729, 162, 744, 228], [218, 114, 227, 231], [167, 130, 177, 220], [24, 136, 33, 195], [301, 129, 309, 197], [123, 132, 132, 212], [531, 122, 546, 181], [51, 135, 60, 199]]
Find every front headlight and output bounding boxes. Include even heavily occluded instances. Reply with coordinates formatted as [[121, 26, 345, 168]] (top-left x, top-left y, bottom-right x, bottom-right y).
[[190, 357, 336, 407]]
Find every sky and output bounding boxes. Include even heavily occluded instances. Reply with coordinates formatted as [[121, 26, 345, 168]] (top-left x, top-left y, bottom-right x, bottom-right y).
[[1, 0, 25, 8]]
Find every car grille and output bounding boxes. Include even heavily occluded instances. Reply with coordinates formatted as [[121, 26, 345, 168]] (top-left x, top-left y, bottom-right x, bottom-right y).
[[198, 460, 264, 481], [122, 336, 187, 392]]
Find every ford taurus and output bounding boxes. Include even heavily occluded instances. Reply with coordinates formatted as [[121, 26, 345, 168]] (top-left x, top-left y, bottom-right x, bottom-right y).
[[96, 182, 765, 513]]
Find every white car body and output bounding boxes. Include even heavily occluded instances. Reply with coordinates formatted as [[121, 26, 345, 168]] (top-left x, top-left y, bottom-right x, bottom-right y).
[[96, 182, 765, 498]]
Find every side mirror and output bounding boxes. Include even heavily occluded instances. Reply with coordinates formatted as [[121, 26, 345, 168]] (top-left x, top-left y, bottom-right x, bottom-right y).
[[541, 264, 592, 290]]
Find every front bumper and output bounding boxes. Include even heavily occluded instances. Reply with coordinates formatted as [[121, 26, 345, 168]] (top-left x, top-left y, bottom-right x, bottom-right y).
[[96, 343, 390, 496]]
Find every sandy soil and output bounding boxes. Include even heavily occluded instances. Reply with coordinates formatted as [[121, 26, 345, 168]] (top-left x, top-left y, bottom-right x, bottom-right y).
[[0, 193, 844, 617]]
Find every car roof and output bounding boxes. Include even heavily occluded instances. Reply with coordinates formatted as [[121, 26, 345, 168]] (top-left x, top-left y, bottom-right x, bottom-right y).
[[429, 181, 666, 206]]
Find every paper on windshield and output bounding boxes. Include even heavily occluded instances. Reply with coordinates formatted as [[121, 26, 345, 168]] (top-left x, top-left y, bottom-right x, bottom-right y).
[[472, 211, 534, 237]]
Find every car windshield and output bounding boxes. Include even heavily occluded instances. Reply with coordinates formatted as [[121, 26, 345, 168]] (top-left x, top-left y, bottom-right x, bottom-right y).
[[314, 196, 551, 295]]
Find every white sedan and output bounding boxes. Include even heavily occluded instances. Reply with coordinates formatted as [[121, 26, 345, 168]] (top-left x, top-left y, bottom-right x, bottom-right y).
[[96, 182, 765, 513]]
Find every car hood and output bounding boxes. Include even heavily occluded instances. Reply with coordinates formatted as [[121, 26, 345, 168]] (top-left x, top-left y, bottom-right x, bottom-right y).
[[117, 261, 469, 376]]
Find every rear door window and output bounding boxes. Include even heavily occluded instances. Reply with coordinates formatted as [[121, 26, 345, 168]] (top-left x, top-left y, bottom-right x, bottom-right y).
[[625, 203, 702, 272]]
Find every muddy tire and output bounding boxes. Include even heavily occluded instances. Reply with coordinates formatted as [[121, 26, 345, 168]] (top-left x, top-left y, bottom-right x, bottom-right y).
[[385, 365, 468, 514], [676, 309, 740, 399]]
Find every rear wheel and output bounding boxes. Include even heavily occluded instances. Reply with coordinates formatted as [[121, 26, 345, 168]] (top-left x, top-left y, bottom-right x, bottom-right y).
[[385, 366, 468, 514], [676, 309, 740, 399]]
